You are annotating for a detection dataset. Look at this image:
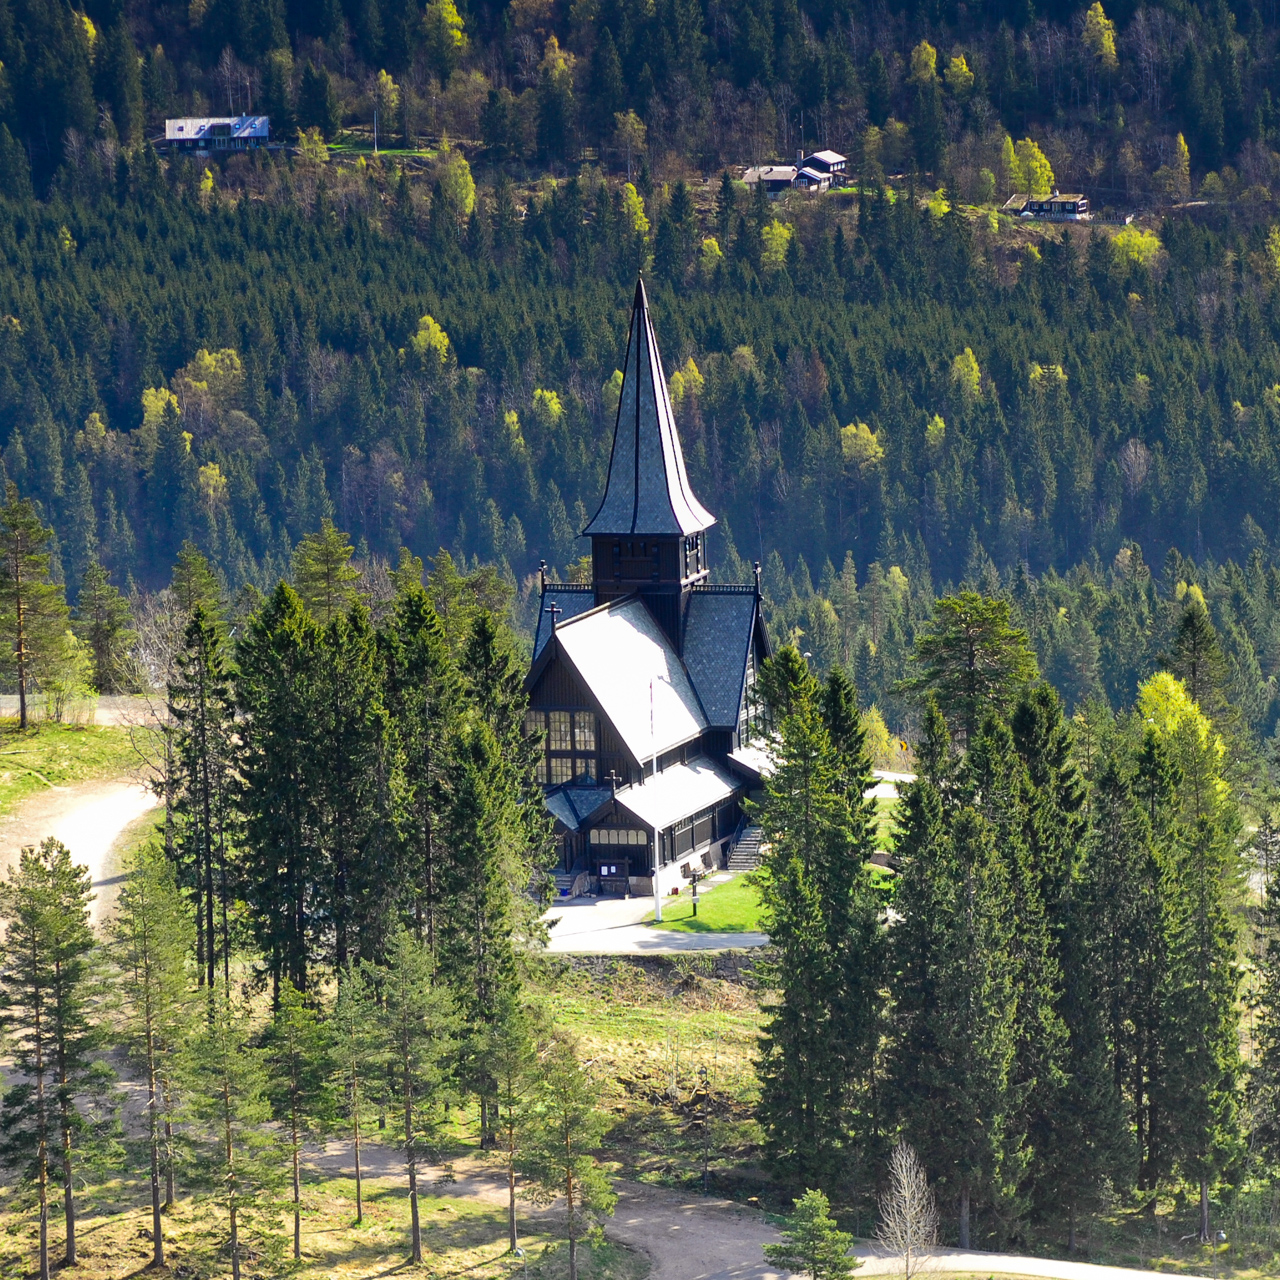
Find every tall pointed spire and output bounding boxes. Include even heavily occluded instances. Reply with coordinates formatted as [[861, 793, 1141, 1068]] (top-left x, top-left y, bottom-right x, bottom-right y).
[[583, 279, 716, 537]]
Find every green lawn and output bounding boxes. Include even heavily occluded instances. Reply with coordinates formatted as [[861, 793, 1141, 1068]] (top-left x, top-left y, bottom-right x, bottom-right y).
[[644, 874, 764, 933], [0, 721, 142, 816]]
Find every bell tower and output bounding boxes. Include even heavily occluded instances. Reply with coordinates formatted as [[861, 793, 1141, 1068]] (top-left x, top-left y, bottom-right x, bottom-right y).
[[583, 279, 715, 649]]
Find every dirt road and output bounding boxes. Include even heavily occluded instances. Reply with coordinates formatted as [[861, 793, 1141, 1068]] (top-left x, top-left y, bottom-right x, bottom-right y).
[[0, 779, 159, 919], [306, 1145, 1207, 1280]]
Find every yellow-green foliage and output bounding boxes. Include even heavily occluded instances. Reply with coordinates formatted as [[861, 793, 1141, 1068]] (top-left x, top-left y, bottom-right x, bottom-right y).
[[944, 53, 974, 98], [1014, 138, 1054, 196], [436, 141, 476, 218], [1112, 226, 1161, 267], [926, 413, 946, 450], [405, 314, 452, 368], [841, 421, 884, 471], [533, 387, 564, 427], [761, 220, 792, 274], [1083, 1, 1119, 69], [621, 182, 649, 237], [602, 369, 623, 417], [951, 347, 981, 402]]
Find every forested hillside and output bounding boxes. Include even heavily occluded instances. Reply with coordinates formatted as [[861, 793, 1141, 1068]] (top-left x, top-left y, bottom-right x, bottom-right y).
[[4, 0, 1280, 737]]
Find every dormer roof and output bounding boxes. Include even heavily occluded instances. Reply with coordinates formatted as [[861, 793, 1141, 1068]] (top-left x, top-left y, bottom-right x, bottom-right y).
[[583, 279, 716, 538]]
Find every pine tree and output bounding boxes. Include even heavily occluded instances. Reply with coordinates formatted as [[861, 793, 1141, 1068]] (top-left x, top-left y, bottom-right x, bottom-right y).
[[110, 844, 196, 1269], [180, 988, 283, 1280], [520, 1034, 616, 1280], [898, 592, 1039, 745], [171, 540, 222, 620], [293, 518, 361, 623], [1251, 839, 1280, 1170], [371, 928, 457, 1265], [263, 980, 336, 1261], [298, 63, 341, 139], [0, 484, 70, 729], [755, 672, 884, 1190], [1162, 593, 1235, 731], [0, 840, 108, 1277], [73, 559, 136, 694]]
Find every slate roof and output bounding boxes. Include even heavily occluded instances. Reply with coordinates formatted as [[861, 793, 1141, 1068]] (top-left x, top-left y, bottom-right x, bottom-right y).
[[615, 756, 740, 830], [165, 115, 269, 139], [682, 588, 757, 729], [554, 597, 707, 762], [532, 585, 596, 659], [544, 785, 615, 832], [583, 280, 715, 538]]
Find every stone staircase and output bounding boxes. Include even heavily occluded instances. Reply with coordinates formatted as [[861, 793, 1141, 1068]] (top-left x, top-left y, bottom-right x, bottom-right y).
[[728, 826, 765, 873]]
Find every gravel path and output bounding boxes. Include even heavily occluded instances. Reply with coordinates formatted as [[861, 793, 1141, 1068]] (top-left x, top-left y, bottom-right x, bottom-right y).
[[0, 779, 159, 920], [305, 1145, 1207, 1280]]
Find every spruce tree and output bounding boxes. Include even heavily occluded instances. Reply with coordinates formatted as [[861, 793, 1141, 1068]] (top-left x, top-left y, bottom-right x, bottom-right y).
[[169, 604, 237, 991], [236, 584, 322, 994], [380, 579, 458, 947], [292, 518, 361, 623], [520, 1034, 616, 1280], [887, 702, 1023, 1247], [371, 928, 457, 1265], [331, 964, 379, 1224], [0, 840, 107, 1277], [263, 980, 336, 1261], [110, 845, 196, 1269], [73, 559, 136, 694], [0, 484, 70, 730], [311, 604, 401, 971], [762, 1188, 858, 1280], [439, 720, 523, 1145], [180, 988, 283, 1280], [755, 670, 883, 1191]]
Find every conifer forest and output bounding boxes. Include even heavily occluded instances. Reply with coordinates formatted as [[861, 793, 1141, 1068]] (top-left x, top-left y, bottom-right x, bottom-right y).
[[4, 0, 1280, 1274]]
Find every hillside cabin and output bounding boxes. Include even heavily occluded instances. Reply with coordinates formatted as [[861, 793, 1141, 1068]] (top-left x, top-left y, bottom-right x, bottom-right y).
[[800, 149, 847, 179], [794, 167, 831, 193], [164, 116, 270, 151], [743, 164, 798, 196], [1019, 192, 1089, 220]]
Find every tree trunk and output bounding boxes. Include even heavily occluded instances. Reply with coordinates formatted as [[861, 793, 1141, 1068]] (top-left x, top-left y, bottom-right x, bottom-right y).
[[292, 1121, 302, 1259], [1200, 1179, 1210, 1244], [508, 1125, 518, 1250], [162, 1082, 176, 1207], [353, 1104, 363, 1225], [958, 1189, 970, 1250], [15, 556, 27, 731], [567, 1166, 577, 1280], [147, 1046, 164, 1268], [407, 1090, 422, 1264], [60, 1096, 76, 1264]]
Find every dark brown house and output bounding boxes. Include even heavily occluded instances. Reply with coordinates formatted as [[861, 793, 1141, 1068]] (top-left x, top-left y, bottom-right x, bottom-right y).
[[527, 281, 770, 898]]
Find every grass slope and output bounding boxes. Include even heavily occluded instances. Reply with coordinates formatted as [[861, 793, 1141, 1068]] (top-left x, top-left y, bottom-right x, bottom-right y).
[[0, 720, 141, 817]]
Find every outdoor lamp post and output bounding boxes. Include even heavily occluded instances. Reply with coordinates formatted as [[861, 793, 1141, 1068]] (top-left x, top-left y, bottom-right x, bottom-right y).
[[691, 869, 700, 917]]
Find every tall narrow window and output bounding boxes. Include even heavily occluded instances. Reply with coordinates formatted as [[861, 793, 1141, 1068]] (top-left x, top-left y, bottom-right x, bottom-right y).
[[549, 711, 572, 751], [574, 712, 596, 752]]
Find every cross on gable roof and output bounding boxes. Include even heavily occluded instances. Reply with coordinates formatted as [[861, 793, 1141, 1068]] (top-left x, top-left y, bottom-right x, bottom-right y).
[[583, 279, 715, 538]]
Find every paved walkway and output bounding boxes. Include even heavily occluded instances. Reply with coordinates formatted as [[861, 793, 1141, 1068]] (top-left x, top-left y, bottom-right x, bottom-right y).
[[542, 889, 768, 954]]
